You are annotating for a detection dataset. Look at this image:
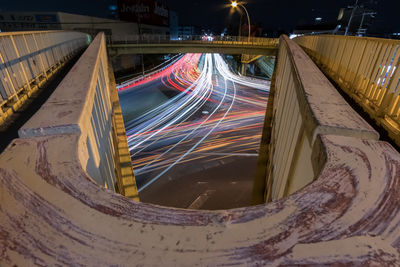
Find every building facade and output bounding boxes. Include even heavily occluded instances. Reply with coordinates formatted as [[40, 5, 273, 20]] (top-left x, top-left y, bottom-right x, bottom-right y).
[[0, 12, 170, 40]]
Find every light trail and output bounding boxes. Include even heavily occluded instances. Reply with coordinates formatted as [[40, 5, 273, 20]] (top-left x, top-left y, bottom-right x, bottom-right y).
[[118, 52, 270, 194], [138, 78, 237, 192], [214, 54, 270, 91], [135, 74, 230, 176], [127, 54, 214, 152]]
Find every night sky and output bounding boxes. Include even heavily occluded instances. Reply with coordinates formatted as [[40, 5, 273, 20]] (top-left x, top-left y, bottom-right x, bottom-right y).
[[1, 0, 399, 33]]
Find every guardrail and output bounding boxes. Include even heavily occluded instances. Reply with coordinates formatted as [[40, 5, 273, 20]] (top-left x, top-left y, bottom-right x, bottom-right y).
[[295, 35, 400, 147], [0, 31, 90, 124], [107, 34, 279, 47], [1, 33, 400, 265]]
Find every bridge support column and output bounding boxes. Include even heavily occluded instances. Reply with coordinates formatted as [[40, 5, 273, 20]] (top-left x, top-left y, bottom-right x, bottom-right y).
[[241, 63, 247, 75]]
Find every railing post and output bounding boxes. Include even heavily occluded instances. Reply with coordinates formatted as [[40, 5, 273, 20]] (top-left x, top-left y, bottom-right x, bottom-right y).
[[10, 36, 32, 92], [377, 90, 393, 117]]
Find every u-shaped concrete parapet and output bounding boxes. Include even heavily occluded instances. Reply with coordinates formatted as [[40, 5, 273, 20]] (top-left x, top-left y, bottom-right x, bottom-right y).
[[1, 34, 400, 265], [263, 36, 380, 201]]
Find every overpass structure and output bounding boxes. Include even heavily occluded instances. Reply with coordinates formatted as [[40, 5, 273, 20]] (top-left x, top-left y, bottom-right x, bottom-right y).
[[0, 32, 400, 265], [107, 35, 279, 56]]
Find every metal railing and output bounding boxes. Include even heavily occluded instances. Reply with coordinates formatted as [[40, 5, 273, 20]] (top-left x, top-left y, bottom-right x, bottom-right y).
[[296, 35, 400, 146], [107, 34, 279, 47], [0, 31, 90, 124], [255, 56, 275, 79]]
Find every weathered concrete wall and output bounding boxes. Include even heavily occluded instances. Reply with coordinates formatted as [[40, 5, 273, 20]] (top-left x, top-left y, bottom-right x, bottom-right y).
[[18, 32, 117, 190], [0, 34, 400, 265], [264, 35, 379, 201]]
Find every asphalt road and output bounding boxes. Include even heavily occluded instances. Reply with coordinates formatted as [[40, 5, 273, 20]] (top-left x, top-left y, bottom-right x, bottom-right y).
[[118, 53, 270, 209]]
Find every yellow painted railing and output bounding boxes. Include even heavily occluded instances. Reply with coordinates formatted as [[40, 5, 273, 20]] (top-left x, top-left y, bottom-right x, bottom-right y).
[[107, 34, 279, 46], [296, 35, 400, 146], [0, 31, 90, 125], [108, 61, 140, 201]]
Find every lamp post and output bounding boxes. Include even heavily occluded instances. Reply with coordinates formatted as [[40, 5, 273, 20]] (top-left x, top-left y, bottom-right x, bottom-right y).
[[231, 1, 251, 42]]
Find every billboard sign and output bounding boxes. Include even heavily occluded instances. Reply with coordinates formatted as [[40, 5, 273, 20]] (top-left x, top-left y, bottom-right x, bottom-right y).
[[118, 0, 169, 27], [0, 12, 60, 31]]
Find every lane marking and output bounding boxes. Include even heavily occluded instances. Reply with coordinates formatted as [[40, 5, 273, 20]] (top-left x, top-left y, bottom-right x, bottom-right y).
[[187, 190, 216, 209]]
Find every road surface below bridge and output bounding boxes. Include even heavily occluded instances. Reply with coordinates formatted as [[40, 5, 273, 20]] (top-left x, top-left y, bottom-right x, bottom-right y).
[[118, 53, 270, 209]]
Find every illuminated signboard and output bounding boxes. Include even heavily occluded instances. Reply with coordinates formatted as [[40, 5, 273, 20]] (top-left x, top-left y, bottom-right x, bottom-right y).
[[118, 0, 169, 26]]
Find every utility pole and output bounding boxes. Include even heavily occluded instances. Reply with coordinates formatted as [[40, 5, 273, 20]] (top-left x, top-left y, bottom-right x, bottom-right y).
[[357, 11, 376, 36], [238, 12, 243, 41], [135, 0, 145, 77], [345, 0, 359, 36]]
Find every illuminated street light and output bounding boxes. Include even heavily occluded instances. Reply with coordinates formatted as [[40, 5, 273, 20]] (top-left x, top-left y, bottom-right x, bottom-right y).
[[230, 1, 251, 42]]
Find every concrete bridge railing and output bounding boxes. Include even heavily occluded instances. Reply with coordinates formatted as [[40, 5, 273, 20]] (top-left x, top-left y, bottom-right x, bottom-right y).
[[0, 31, 90, 125], [295, 35, 400, 147], [17, 32, 119, 192], [1, 33, 400, 265], [260, 35, 381, 201]]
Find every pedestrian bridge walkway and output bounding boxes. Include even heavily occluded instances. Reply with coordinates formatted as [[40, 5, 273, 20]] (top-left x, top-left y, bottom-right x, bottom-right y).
[[0, 31, 400, 265]]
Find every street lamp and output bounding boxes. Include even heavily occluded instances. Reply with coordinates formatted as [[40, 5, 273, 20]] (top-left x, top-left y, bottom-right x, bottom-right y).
[[231, 1, 251, 42]]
